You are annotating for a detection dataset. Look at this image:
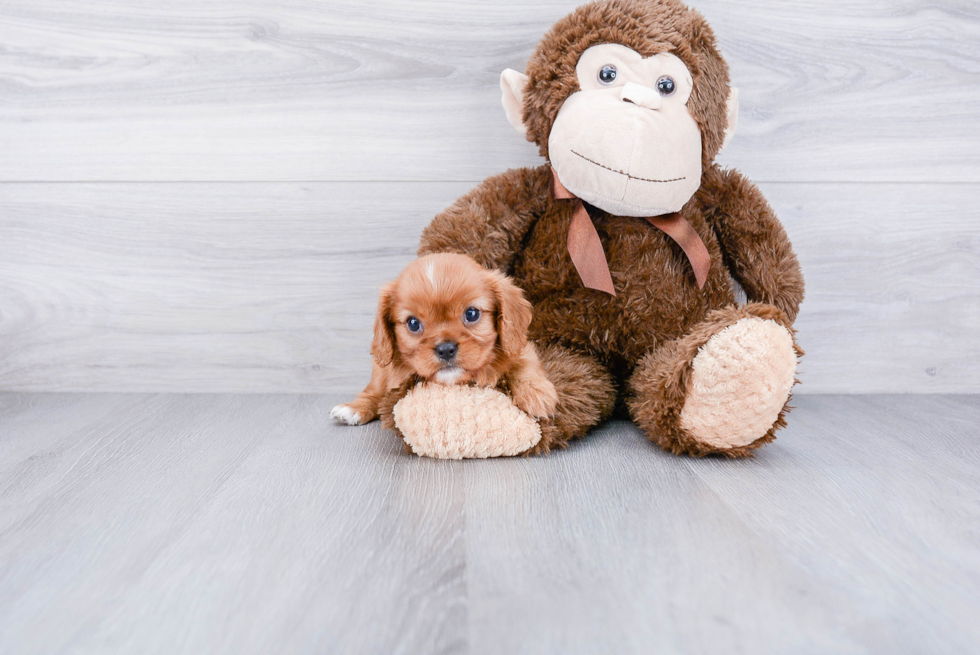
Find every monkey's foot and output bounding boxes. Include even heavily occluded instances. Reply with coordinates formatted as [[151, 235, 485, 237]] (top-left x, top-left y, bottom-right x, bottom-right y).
[[679, 316, 797, 450], [628, 303, 801, 457], [393, 383, 541, 459]]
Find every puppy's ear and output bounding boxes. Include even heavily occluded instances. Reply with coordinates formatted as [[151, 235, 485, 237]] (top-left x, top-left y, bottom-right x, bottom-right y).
[[490, 270, 533, 358], [371, 282, 397, 367]]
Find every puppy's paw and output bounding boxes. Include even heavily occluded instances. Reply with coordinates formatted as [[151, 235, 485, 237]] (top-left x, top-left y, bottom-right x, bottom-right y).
[[512, 377, 559, 419], [330, 404, 363, 425]]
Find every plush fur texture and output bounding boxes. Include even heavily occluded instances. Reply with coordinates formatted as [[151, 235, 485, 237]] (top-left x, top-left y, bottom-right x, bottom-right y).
[[332, 253, 558, 434], [627, 304, 803, 457], [394, 384, 542, 459], [680, 316, 798, 448], [417, 0, 805, 457], [533, 343, 618, 454]]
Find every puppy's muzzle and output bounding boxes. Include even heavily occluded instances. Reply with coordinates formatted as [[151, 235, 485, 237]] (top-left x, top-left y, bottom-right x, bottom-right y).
[[435, 341, 458, 362]]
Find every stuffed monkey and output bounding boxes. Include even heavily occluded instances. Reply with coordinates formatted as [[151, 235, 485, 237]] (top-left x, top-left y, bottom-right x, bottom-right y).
[[404, 0, 804, 457]]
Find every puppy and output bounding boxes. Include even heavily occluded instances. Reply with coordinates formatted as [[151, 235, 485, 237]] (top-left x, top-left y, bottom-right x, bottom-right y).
[[331, 253, 558, 426]]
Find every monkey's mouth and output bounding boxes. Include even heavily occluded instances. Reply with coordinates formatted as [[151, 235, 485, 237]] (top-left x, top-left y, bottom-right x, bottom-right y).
[[571, 150, 685, 184]]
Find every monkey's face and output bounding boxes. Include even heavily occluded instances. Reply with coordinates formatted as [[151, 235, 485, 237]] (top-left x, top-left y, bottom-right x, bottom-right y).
[[547, 44, 702, 218]]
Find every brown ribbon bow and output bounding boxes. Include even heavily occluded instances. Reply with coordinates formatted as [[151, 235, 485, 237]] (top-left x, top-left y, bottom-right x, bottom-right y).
[[551, 167, 710, 296]]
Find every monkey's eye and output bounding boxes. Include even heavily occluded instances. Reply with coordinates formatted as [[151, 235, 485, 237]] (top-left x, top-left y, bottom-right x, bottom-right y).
[[598, 64, 618, 85], [406, 316, 422, 333], [657, 75, 676, 96], [463, 307, 481, 324]]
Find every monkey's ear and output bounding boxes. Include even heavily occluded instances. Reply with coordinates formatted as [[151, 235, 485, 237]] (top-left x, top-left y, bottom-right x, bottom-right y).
[[371, 282, 397, 367], [721, 87, 739, 152], [500, 69, 529, 136]]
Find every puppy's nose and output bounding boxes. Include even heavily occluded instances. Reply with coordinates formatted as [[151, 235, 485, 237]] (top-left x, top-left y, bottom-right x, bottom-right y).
[[435, 341, 458, 362]]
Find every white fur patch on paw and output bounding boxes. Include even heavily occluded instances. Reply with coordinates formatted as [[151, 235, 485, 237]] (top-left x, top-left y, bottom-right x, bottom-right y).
[[680, 317, 797, 449], [330, 404, 362, 425]]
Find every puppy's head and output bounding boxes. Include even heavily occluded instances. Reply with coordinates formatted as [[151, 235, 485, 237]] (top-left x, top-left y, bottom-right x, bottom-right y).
[[372, 253, 532, 385]]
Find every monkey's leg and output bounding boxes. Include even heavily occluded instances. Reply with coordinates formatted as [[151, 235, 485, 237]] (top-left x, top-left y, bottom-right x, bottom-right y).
[[627, 303, 802, 458], [527, 343, 617, 455]]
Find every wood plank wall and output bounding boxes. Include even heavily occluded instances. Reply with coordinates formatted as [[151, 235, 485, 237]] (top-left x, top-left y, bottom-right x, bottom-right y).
[[1, 0, 978, 393]]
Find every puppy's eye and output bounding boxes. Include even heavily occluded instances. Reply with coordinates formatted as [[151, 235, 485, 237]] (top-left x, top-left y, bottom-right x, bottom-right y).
[[463, 307, 481, 324], [406, 316, 422, 333], [657, 75, 676, 96]]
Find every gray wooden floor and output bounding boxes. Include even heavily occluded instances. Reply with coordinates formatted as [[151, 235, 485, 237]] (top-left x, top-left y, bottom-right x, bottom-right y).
[[1, 393, 977, 654]]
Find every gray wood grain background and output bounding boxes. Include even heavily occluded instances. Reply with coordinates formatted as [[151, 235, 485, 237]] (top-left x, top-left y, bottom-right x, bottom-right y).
[[1, 0, 978, 393]]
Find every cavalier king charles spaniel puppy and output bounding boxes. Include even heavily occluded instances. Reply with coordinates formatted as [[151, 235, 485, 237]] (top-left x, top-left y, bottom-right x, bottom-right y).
[[331, 253, 558, 425]]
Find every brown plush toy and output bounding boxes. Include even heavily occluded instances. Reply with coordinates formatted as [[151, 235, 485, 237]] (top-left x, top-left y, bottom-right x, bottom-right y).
[[393, 0, 804, 458]]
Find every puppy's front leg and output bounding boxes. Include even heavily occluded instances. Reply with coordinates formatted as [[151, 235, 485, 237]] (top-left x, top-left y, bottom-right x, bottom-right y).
[[509, 344, 559, 419], [331, 360, 388, 425]]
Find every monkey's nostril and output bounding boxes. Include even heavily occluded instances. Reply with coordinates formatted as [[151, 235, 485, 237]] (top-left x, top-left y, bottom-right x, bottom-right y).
[[620, 82, 662, 110], [435, 341, 458, 362]]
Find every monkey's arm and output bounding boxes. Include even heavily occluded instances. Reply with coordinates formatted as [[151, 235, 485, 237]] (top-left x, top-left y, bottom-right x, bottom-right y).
[[702, 167, 805, 322], [418, 166, 552, 272]]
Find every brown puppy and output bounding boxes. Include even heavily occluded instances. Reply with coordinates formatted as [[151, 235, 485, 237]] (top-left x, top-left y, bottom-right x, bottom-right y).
[[331, 253, 558, 426]]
